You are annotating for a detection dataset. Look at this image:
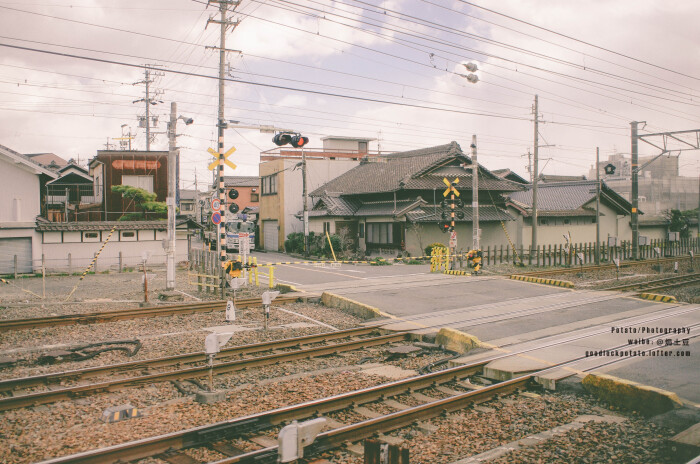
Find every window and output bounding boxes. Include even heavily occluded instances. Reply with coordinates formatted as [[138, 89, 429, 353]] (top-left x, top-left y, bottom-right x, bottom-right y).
[[366, 223, 395, 245], [358, 141, 368, 153], [359, 223, 365, 239], [181, 203, 193, 211], [122, 175, 154, 193], [85, 232, 98, 238], [250, 193, 259, 202], [262, 175, 277, 195], [122, 231, 135, 238]]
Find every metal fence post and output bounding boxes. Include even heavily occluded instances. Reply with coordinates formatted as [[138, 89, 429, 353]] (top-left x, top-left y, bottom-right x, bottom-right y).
[[119, 252, 123, 273]]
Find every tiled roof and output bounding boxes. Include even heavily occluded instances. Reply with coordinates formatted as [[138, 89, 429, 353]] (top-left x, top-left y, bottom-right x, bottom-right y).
[[0, 144, 58, 178], [310, 142, 523, 196], [224, 176, 259, 187], [35, 219, 199, 231], [505, 180, 634, 216], [406, 205, 513, 223]]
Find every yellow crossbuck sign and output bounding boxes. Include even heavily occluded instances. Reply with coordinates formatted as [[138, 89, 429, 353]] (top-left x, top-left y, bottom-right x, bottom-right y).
[[443, 177, 460, 197], [207, 146, 237, 171]]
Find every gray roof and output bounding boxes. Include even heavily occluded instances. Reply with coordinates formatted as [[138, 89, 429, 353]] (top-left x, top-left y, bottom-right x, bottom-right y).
[[224, 176, 259, 187], [406, 205, 513, 223], [310, 142, 523, 196], [36, 219, 201, 231], [0, 144, 58, 178], [505, 180, 635, 216]]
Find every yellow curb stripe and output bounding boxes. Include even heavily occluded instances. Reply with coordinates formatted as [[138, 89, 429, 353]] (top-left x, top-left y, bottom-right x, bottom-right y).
[[510, 275, 574, 288], [639, 293, 677, 303]]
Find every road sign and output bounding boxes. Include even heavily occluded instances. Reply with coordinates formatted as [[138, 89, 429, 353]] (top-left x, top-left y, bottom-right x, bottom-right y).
[[449, 230, 457, 248], [211, 198, 221, 211], [212, 212, 222, 225], [207, 146, 237, 171]]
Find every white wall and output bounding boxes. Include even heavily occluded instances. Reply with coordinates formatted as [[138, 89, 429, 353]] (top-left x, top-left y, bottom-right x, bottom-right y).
[[41, 237, 190, 272], [282, 159, 359, 239], [0, 157, 41, 224]]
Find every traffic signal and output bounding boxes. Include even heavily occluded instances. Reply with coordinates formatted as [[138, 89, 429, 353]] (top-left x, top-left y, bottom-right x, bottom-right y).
[[272, 132, 309, 148], [439, 221, 450, 233], [272, 133, 292, 146], [228, 188, 239, 200], [290, 135, 309, 148]]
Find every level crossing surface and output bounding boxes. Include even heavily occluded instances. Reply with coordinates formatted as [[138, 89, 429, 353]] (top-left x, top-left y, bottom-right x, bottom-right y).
[[263, 260, 699, 406]]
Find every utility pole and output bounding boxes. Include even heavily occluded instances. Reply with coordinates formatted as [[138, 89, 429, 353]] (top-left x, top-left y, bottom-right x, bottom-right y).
[[631, 121, 639, 260], [166, 102, 177, 290], [207, 0, 239, 297], [302, 146, 309, 257], [531, 95, 539, 254], [133, 66, 163, 151], [595, 147, 600, 265], [471, 135, 479, 251]]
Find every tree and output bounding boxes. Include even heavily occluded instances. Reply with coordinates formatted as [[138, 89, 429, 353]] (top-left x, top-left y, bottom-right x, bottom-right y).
[[111, 185, 167, 221], [663, 208, 696, 239]]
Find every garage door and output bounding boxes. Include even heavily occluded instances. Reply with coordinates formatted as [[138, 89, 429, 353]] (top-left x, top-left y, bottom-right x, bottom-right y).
[[263, 220, 278, 251], [0, 238, 33, 274]]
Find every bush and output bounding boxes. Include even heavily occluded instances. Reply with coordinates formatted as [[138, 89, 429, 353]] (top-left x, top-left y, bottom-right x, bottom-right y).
[[323, 234, 342, 258], [284, 232, 305, 254], [425, 242, 447, 256]]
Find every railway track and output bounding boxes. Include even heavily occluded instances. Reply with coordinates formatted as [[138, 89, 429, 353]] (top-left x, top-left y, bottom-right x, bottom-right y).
[[0, 297, 297, 333], [0, 326, 382, 395], [0, 328, 407, 412], [512, 255, 692, 278], [38, 314, 700, 464], [604, 273, 700, 293]]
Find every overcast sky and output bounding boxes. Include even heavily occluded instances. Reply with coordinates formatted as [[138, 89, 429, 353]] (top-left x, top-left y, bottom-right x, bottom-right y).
[[2, 0, 700, 191]]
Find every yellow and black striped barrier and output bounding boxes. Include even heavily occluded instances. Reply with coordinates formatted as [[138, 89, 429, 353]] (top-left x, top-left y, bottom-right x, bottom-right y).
[[264, 253, 476, 267], [443, 270, 471, 276], [511, 275, 575, 288], [0, 278, 9, 284], [639, 293, 677, 303]]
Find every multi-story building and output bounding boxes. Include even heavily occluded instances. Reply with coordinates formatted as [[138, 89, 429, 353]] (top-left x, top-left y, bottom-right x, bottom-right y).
[[86, 150, 169, 221], [258, 137, 376, 251]]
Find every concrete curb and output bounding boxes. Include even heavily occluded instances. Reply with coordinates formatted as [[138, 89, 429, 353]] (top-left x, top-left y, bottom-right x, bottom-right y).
[[581, 373, 683, 417], [277, 283, 301, 293], [320, 292, 396, 320], [443, 270, 471, 276], [435, 327, 481, 354], [639, 292, 677, 303], [510, 275, 575, 288]]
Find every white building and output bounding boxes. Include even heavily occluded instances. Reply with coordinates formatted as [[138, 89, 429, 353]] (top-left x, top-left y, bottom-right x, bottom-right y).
[[0, 144, 57, 273]]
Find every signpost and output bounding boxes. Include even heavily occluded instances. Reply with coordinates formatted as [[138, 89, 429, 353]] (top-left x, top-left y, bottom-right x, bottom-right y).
[[211, 212, 222, 225], [211, 198, 221, 212]]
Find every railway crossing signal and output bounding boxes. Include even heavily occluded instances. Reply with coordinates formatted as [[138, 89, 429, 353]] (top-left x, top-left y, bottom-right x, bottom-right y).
[[441, 177, 460, 232], [207, 146, 237, 171]]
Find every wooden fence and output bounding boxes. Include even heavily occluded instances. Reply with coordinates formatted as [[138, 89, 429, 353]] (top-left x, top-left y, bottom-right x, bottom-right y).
[[189, 248, 221, 293], [479, 237, 700, 267]]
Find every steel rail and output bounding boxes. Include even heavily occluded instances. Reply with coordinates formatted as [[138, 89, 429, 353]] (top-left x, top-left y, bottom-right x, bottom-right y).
[[604, 274, 700, 292], [37, 307, 699, 464], [0, 327, 381, 394], [38, 359, 491, 464], [0, 332, 408, 412], [217, 376, 532, 464], [0, 297, 297, 332], [512, 255, 691, 278]]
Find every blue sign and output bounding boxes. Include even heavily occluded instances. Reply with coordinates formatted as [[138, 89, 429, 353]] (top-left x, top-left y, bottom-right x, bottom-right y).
[[211, 212, 222, 225]]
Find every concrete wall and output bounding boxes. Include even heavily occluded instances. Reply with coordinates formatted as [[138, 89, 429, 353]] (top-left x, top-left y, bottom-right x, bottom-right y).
[[41, 235, 190, 272], [504, 203, 633, 249]]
